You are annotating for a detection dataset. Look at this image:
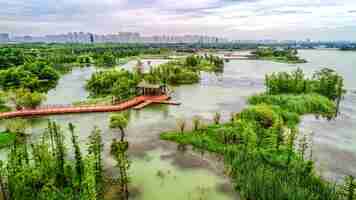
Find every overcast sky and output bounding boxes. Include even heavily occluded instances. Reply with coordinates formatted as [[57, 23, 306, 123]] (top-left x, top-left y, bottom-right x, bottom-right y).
[[1, 0, 356, 40]]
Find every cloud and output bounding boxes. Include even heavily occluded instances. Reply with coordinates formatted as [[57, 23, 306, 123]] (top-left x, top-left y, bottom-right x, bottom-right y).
[[0, 0, 355, 40]]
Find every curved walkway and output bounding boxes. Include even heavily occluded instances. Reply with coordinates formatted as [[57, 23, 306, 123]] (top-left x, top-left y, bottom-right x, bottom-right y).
[[0, 95, 170, 119]]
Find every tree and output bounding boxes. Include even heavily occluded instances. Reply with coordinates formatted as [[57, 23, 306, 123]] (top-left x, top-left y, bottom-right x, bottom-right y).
[[10, 88, 46, 110], [185, 55, 199, 67], [192, 116, 201, 131], [111, 139, 130, 200], [298, 133, 309, 160], [85, 69, 139, 97], [213, 112, 221, 124], [313, 68, 345, 101], [5, 118, 28, 135], [176, 118, 186, 134], [109, 114, 130, 200], [110, 114, 129, 142], [80, 155, 97, 200], [342, 175, 356, 200], [49, 121, 67, 187], [0, 61, 59, 93], [69, 123, 84, 190], [95, 52, 116, 67], [0, 91, 10, 112], [87, 126, 104, 197]]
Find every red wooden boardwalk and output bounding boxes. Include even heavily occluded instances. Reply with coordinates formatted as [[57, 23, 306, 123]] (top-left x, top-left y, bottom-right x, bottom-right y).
[[0, 95, 170, 119]]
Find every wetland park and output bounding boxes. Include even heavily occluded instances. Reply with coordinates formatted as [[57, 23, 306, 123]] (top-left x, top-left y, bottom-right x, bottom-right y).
[[0, 44, 355, 200]]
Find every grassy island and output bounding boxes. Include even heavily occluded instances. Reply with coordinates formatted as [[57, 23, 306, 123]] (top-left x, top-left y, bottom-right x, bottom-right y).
[[84, 54, 224, 102], [252, 47, 307, 64], [161, 68, 351, 200]]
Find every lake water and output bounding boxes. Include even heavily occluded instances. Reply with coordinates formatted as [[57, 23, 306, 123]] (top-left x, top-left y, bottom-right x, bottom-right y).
[[1, 50, 355, 198]]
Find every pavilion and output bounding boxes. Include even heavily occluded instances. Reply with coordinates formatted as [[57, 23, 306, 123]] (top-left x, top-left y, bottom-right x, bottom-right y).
[[136, 80, 167, 96]]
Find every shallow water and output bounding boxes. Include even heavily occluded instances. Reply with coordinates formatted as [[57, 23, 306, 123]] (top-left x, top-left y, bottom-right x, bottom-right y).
[[1, 50, 355, 196], [127, 148, 235, 200]]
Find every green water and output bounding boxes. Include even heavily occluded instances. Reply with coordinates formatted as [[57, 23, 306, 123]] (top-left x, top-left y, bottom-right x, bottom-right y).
[[128, 149, 234, 200], [0, 49, 355, 197]]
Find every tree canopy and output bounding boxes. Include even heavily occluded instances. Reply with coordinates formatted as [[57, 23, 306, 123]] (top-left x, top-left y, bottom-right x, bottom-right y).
[[0, 61, 60, 92]]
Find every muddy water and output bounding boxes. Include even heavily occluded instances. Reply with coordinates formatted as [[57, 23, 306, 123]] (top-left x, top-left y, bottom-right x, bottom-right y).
[[0, 50, 355, 197]]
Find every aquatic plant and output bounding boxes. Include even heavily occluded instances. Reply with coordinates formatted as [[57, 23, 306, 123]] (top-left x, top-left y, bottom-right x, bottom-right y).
[[160, 69, 348, 200]]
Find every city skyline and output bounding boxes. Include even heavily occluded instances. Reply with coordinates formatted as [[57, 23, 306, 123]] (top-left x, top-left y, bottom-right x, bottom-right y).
[[1, 0, 356, 41]]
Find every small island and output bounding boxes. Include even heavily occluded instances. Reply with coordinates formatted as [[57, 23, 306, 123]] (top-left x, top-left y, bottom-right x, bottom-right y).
[[252, 47, 307, 64]]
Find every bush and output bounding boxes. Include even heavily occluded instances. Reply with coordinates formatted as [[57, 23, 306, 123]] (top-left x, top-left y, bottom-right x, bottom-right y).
[[248, 93, 336, 119]]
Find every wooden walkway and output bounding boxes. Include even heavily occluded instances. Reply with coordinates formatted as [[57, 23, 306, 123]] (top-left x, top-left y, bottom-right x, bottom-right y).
[[0, 95, 171, 119]]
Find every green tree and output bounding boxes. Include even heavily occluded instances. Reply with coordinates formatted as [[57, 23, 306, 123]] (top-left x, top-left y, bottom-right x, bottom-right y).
[[69, 123, 84, 190], [87, 126, 104, 197], [5, 118, 28, 135], [111, 139, 130, 200], [192, 116, 201, 131], [0, 92, 10, 112], [342, 175, 356, 200], [80, 155, 97, 200], [213, 112, 221, 125], [110, 114, 129, 142], [10, 88, 46, 110]]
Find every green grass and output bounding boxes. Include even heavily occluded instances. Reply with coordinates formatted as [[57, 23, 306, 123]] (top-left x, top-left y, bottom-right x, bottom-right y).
[[0, 132, 16, 148], [248, 93, 336, 119]]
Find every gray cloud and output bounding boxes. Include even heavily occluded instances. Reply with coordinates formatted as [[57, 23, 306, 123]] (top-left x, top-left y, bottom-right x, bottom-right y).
[[0, 0, 355, 40]]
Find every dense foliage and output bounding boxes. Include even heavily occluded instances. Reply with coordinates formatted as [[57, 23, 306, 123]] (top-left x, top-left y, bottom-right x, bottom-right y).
[[85, 69, 140, 99], [110, 113, 130, 200], [0, 132, 16, 148], [0, 92, 10, 112], [252, 47, 306, 63], [8, 88, 46, 110], [160, 69, 350, 200], [0, 48, 26, 70], [0, 122, 105, 200], [85, 54, 224, 100], [145, 54, 224, 85], [265, 68, 345, 115], [248, 94, 336, 119], [0, 44, 165, 70], [266, 68, 345, 100], [0, 61, 60, 93]]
